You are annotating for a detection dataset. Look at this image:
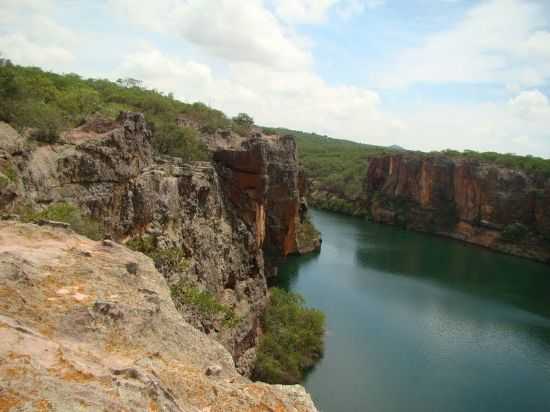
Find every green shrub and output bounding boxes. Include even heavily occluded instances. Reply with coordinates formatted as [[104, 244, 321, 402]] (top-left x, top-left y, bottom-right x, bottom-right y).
[[19, 202, 104, 240], [13, 100, 65, 143], [150, 119, 208, 161], [0, 64, 219, 161], [170, 281, 238, 328], [126, 236, 189, 273], [501, 223, 529, 242], [0, 163, 17, 182], [297, 216, 320, 246], [0, 174, 9, 189], [231, 113, 254, 136], [253, 288, 325, 384]]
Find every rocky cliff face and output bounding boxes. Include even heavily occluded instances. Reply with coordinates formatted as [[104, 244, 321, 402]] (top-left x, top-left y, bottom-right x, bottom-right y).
[[0, 221, 317, 411], [366, 154, 550, 262], [0, 114, 321, 373]]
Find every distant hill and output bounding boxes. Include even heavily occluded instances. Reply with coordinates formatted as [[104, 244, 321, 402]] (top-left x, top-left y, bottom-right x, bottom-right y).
[[263, 127, 550, 216], [262, 127, 396, 214]]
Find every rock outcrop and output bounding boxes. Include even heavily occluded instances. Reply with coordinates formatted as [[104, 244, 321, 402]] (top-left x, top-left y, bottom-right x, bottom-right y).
[[0, 114, 320, 370], [213, 133, 321, 274], [366, 154, 550, 263], [0, 221, 317, 411]]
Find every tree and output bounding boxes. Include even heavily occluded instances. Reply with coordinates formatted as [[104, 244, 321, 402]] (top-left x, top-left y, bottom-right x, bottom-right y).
[[0, 52, 13, 67], [232, 112, 254, 128]]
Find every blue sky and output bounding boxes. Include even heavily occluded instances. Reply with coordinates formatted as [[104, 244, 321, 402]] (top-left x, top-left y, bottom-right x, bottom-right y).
[[1, 0, 550, 157]]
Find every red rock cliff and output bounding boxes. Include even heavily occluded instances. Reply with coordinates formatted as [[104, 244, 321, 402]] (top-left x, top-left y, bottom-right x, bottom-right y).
[[366, 154, 550, 263]]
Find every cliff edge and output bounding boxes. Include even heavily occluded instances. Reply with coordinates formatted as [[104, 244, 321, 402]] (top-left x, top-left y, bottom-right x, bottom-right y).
[[366, 154, 550, 263], [0, 113, 321, 406], [0, 220, 317, 411]]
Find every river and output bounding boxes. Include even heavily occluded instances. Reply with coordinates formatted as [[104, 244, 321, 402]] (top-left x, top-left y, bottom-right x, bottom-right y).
[[278, 209, 550, 412]]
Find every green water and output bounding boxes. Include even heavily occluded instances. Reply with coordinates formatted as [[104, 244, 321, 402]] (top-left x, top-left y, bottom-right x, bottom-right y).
[[279, 209, 550, 412]]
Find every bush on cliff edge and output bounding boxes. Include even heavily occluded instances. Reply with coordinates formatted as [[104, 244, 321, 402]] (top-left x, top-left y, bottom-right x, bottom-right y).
[[253, 288, 325, 384]]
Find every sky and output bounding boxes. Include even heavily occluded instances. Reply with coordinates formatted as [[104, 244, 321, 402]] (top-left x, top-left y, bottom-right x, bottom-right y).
[[1, 0, 550, 157]]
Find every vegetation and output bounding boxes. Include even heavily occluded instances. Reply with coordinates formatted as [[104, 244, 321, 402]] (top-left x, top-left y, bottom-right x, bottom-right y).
[[0, 163, 17, 183], [265, 127, 550, 217], [253, 288, 325, 384], [270, 128, 390, 197], [264, 127, 394, 214], [170, 281, 239, 328], [297, 216, 321, 246], [440, 149, 550, 178], [501, 223, 529, 242], [17, 202, 104, 240], [0, 62, 247, 161], [126, 236, 188, 273], [231, 112, 255, 136], [0, 174, 10, 189]]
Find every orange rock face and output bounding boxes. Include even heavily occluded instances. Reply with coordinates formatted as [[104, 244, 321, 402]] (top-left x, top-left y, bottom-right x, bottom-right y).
[[366, 154, 550, 263], [214, 135, 319, 263]]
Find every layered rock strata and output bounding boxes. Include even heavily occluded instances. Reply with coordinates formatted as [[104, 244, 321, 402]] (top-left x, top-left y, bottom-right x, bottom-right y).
[[0, 113, 321, 369], [366, 154, 550, 263]]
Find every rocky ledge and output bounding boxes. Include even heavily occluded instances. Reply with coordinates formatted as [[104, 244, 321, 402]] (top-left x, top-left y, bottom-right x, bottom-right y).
[[366, 154, 550, 263], [0, 221, 317, 411], [0, 113, 320, 378]]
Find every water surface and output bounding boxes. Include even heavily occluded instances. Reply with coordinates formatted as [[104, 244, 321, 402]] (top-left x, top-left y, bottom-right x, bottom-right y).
[[279, 209, 550, 412]]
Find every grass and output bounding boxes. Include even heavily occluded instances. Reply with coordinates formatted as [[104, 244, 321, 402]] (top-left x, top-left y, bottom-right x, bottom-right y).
[[1, 164, 17, 182], [17, 202, 105, 240], [170, 281, 239, 328], [126, 236, 189, 273]]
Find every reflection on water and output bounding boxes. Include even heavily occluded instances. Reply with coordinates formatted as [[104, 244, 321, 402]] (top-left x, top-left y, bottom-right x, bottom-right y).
[[278, 209, 550, 412]]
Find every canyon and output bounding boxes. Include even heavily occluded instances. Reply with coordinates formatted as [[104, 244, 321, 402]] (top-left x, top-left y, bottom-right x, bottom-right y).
[[365, 154, 550, 263], [0, 113, 320, 411]]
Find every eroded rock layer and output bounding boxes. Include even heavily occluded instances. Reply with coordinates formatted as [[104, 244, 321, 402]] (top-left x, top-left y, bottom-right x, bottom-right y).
[[0, 113, 320, 368], [0, 221, 317, 411], [366, 154, 550, 263]]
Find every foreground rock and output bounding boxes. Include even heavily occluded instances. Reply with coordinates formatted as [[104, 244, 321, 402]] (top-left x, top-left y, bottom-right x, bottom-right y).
[[0, 221, 318, 411], [366, 154, 550, 263], [0, 114, 321, 366]]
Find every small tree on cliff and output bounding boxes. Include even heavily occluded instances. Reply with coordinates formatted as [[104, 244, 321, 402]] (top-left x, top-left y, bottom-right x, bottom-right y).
[[233, 113, 254, 128], [231, 113, 254, 136]]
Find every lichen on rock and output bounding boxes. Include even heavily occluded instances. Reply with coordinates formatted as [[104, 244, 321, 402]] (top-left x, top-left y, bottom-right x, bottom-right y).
[[0, 221, 318, 411]]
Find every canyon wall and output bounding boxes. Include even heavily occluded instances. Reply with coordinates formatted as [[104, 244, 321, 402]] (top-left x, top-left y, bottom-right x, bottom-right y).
[[0, 113, 321, 372], [366, 154, 550, 263]]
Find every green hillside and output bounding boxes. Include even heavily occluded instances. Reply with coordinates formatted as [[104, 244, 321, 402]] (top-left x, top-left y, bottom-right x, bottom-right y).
[[263, 127, 394, 214], [0, 62, 255, 162]]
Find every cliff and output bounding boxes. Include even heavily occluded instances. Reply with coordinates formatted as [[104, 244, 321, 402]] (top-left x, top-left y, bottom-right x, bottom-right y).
[[366, 154, 550, 263], [0, 220, 317, 411], [0, 114, 320, 377]]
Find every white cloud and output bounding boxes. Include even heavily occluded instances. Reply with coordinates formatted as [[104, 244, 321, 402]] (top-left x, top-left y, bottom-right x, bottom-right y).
[[390, 89, 550, 156], [274, 0, 337, 24], [1, 0, 549, 158], [0, 1, 77, 69], [273, 0, 384, 23], [0, 33, 74, 67], [109, 0, 311, 70], [373, 0, 550, 89], [117, 47, 400, 142]]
